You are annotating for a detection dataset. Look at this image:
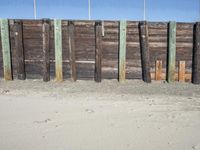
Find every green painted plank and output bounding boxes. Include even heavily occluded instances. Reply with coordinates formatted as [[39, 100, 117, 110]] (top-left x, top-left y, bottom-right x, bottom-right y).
[[119, 20, 127, 82], [54, 19, 63, 81], [167, 21, 176, 83], [0, 19, 12, 80]]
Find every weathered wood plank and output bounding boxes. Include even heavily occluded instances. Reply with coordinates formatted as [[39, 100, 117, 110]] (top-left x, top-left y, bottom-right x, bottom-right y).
[[192, 22, 200, 84], [95, 21, 102, 82], [54, 19, 63, 81], [139, 21, 151, 83], [119, 20, 127, 82], [13, 20, 25, 80], [167, 21, 176, 82], [155, 60, 162, 80], [0, 19, 12, 80], [42, 19, 50, 82], [68, 21, 77, 81], [178, 61, 185, 82]]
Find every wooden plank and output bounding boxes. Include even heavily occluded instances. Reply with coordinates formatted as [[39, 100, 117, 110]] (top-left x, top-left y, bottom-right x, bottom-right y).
[[42, 19, 50, 82], [178, 61, 185, 82], [119, 20, 127, 82], [95, 21, 102, 82], [151, 73, 191, 82], [54, 19, 63, 81], [139, 21, 151, 83], [167, 21, 176, 82], [192, 22, 200, 84], [155, 60, 162, 80], [68, 21, 77, 81], [0, 19, 12, 80], [13, 20, 25, 80]]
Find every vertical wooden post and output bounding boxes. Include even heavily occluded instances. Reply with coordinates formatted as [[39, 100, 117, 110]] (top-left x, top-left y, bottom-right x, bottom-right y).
[[95, 21, 102, 82], [13, 20, 25, 80], [42, 19, 50, 82], [68, 21, 77, 81], [0, 19, 12, 80], [192, 22, 200, 84], [178, 61, 185, 82], [119, 20, 127, 82], [139, 21, 151, 83], [54, 19, 63, 82], [155, 60, 162, 80], [167, 21, 176, 83]]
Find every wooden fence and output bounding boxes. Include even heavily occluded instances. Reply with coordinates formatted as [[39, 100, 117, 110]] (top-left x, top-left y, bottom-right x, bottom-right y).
[[0, 19, 200, 84]]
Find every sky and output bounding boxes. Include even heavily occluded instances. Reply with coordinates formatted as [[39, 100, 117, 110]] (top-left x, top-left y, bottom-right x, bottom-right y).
[[0, 0, 199, 22]]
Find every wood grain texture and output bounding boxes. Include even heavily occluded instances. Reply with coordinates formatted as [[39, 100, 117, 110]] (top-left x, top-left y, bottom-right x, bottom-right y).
[[95, 21, 102, 82], [13, 20, 25, 80], [68, 21, 77, 81], [179, 61, 185, 82], [0, 19, 12, 80], [119, 20, 127, 82], [0, 20, 194, 81], [54, 19, 63, 81], [42, 19, 50, 82], [167, 21, 176, 83], [155, 60, 162, 80], [192, 22, 200, 84], [139, 21, 151, 83]]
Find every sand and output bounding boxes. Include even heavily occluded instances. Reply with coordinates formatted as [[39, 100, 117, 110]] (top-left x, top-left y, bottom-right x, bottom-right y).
[[0, 79, 200, 150]]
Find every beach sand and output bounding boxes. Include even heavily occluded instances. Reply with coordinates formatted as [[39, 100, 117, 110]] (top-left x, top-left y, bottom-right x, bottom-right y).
[[0, 79, 200, 150]]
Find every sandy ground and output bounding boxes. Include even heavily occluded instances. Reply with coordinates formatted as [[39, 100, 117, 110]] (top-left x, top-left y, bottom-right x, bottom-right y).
[[0, 79, 200, 150]]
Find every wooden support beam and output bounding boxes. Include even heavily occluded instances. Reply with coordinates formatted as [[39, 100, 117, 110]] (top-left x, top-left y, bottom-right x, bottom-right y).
[[54, 19, 63, 82], [139, 21, 151, 83], [0, 19, 12, 80], [13, 20, 25, 80], [155, 60, 162, 80], [178, 61, 185, 82], [119, 20, 127, 82], [95, 21, 102, 82], [167, 21, 176, 83], [68, 21, 77, 81], [192, 22, 200, 84], [42, 19, 50, 82]]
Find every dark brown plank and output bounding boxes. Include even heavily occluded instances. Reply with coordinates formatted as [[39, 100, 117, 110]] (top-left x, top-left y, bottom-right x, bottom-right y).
[[192, 22, 200, 84], [68, 21, 77, 81], [42, 19, 50, 82], [95, 21, 102, 82], [13, 20, 25, 80], [139, 21, 151, 83]]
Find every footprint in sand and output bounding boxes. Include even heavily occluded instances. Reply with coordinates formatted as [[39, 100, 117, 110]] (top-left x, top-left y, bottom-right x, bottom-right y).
[[33, 118, 51, 124], [192, 144, 200, 150], [1, 90, 10, 94], [85, 109, 95, 114]]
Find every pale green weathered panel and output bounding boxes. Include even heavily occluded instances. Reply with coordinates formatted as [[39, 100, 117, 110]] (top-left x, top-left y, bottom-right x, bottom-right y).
[[0, 19, 12, 80], [119, 20, 127, 82], [167, 21, 176, 83], [54, 19, 63, 81]]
